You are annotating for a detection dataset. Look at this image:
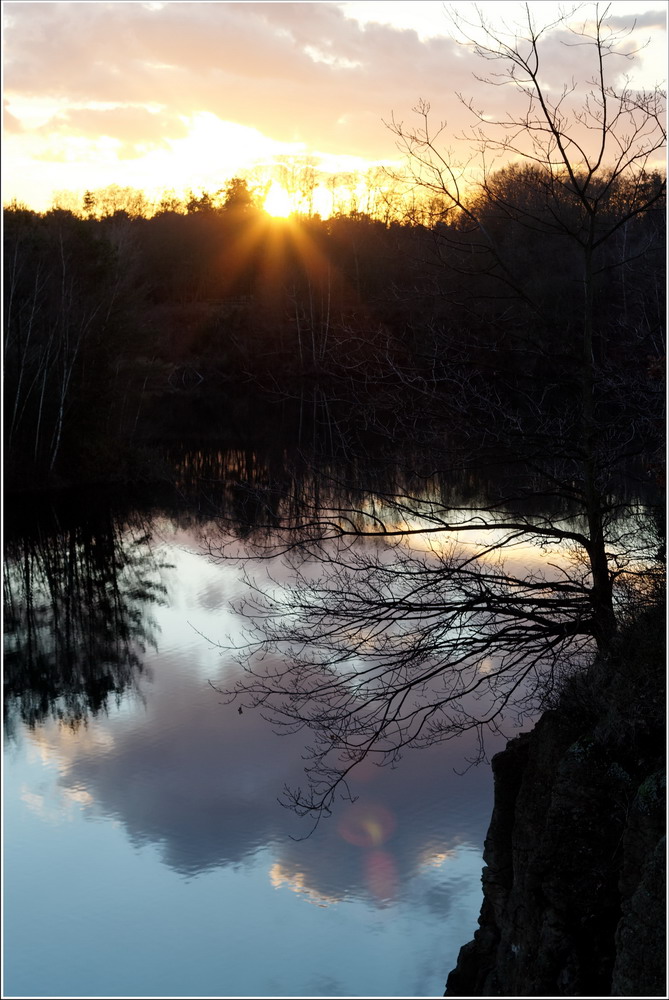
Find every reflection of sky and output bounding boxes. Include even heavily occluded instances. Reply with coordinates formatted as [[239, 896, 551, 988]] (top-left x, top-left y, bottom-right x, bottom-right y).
[[4, 520, 512, 998]]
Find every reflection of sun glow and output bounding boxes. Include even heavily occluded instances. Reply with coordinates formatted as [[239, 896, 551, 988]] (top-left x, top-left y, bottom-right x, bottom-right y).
[[375, 509, 582, 578], [364, 849, 398, 901], [418, 848, 457, 870], [264, 183, 293, 217], [269, 863, 341, 906]]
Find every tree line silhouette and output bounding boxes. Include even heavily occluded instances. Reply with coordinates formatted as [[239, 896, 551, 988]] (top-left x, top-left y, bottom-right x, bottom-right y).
[[4, 161, 664, 489]]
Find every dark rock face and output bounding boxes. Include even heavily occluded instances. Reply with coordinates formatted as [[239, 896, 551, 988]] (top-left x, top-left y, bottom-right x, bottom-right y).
[[445, 610, 665, 997]]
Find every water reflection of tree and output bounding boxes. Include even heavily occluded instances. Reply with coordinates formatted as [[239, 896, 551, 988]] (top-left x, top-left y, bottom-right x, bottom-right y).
[[209, 469, 659, 814], [202, 6, 665, 822], [3, 505, 168, 736]]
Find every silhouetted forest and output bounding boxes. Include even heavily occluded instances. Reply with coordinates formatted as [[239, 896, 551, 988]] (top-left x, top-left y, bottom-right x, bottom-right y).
[[4, 166, 665, 491]]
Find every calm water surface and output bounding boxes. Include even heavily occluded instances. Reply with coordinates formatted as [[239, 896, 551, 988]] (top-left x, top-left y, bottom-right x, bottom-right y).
[[4, 494, 511, 998]]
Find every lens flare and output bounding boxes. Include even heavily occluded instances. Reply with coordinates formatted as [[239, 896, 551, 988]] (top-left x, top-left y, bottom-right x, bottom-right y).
[[364, 849, 398, 902], [337, 802, 396, 848]]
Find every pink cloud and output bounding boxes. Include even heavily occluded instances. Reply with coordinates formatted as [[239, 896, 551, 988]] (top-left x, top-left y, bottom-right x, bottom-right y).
[[3, 3, 665, 179]]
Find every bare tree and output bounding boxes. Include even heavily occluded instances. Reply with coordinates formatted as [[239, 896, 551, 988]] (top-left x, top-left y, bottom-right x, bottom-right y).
[[213, 3, 665, 821], [387, 2, 664, 635], [4, 206, 137, 482]]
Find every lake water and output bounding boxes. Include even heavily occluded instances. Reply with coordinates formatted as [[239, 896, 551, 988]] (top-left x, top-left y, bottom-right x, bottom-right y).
[[4, 467, 527, 999]]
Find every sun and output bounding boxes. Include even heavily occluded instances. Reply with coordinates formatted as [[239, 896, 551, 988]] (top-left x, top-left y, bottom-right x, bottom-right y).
[[264, 182, 293, 217]]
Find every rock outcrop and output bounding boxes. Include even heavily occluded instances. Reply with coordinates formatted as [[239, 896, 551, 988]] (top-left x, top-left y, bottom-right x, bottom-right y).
[[445, 607, 665, 997]]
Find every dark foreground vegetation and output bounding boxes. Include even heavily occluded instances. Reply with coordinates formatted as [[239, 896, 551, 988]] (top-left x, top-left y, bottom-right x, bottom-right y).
[[446, 602, 665, 997]]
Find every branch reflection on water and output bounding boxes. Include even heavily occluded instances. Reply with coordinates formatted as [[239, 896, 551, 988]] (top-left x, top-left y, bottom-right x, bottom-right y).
[[4, 444, 660, 888], [187, 443, 663, 822]]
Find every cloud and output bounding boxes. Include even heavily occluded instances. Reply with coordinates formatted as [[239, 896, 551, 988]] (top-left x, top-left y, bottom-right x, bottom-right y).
[[2, 1, 482, 160], [607, 8, 668, 29], [39, 104, 190, 159], [3, 99, 23, 133], [3, 2, 664, 208]]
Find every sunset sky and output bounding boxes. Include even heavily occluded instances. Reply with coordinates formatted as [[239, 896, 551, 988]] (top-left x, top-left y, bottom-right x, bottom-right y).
[[3, 1, 667, 212]]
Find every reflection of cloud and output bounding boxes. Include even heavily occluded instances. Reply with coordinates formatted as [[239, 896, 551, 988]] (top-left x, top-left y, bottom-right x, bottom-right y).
[[418, 848, 457, 870], [16, 521, 507, 908], [20, 788, 48, 818], [63, 785, 94, 807], [26, 725, 115, 774], [269, 863, 341, 906], [423, 883, 459, 917], [44, 637, 499, 901], [20, 782, 94, 824], [194, 580, 227, 611]]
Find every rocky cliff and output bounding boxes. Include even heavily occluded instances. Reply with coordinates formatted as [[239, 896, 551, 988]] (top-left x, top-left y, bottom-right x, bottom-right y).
[[445, 607, 665, 997]]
